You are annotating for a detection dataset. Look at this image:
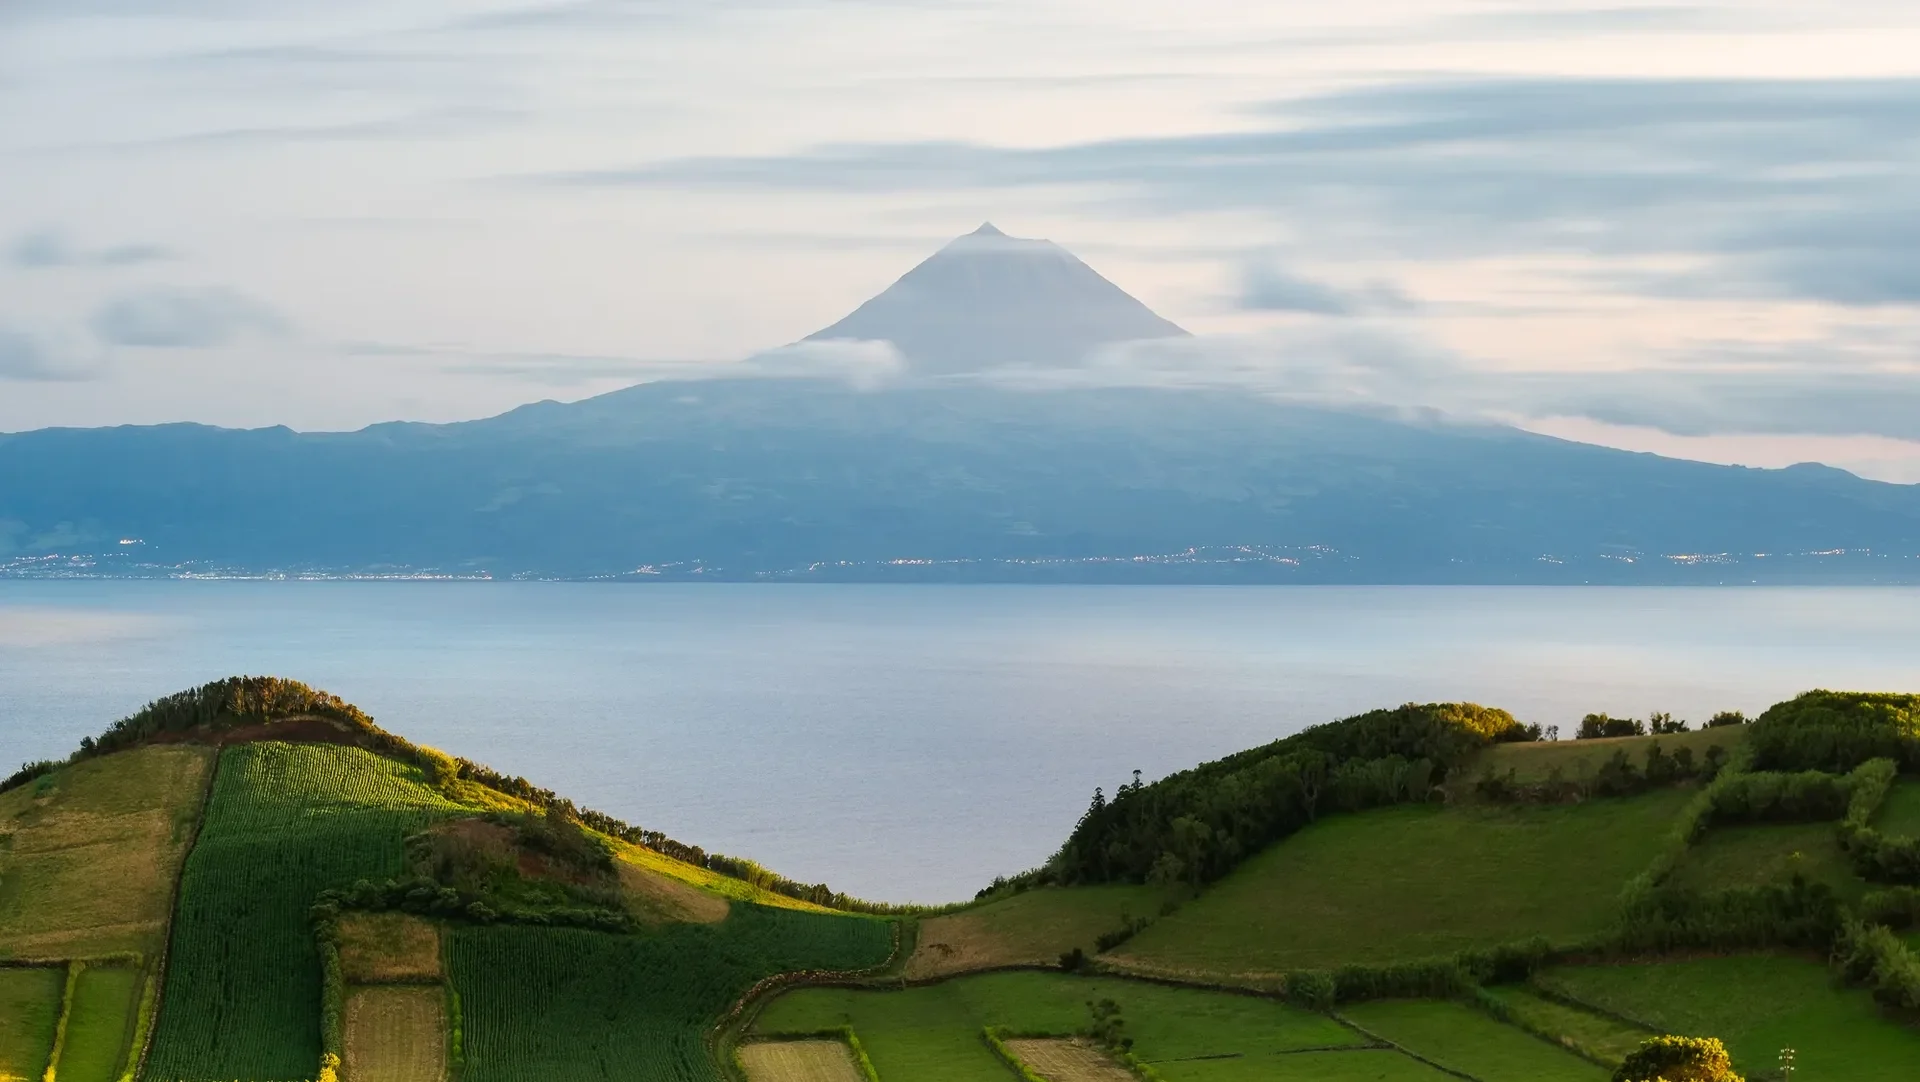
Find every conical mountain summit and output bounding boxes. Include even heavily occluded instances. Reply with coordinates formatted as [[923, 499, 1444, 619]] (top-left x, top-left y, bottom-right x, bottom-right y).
[[805, 223, 1187, 373]]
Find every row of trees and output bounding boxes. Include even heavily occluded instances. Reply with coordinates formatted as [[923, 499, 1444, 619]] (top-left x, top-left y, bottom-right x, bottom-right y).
[[1576, 710, 1747, 740], [1046, 702, 1535, 887]]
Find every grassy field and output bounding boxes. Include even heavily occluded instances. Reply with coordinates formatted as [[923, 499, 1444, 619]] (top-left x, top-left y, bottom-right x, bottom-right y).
[[53, 964, 142, 1082], [1478, 985, 1650, 1065], [737, 1040, 865, 1082], [1002, 1038, 1134, 1082], [1114, 789, 1692, 976], [343, 985, 448, 1082], [340, 912, 443, 984], [146, 742, 465, 1082], [1151, 1049, 1456, 1081], [1538, 954, 1920, 1081], [908, 884, 1180, 979], [450, 905, 891, 1082], [0, 967, 62, 1082], [1877, 780, 1920, 837], [1454, 728, 1745, 794], [1339, 999, 1608, 1082], [0, 745, 212, 961], [754, 970, 1366, 1081], [611, 837, 837, 916], [1666, 821, 1863, 899]]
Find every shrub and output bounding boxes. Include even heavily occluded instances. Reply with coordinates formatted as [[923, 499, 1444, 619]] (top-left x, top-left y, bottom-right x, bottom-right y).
[[1705, 710, 1748, 729], [0, 759, 59, 795], [1831, 919, 1920, 1012], [1613, 1035, 1742, 1081], [1614, 877, 1840, 954]]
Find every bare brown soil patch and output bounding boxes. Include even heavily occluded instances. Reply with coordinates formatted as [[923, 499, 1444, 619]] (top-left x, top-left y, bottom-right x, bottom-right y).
[[339, 913, 443, 984], [738, 1039, 865, 1082], [344, 985, 447, 1082], [1003, 1039, 1136, 1082]]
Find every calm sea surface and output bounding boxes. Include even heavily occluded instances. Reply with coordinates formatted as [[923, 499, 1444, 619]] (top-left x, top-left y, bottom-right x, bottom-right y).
[[3, 582, 1918, 902]]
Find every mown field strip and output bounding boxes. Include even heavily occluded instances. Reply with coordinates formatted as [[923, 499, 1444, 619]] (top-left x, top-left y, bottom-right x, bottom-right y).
[[1004, 1038, 1135, 1082], [738, 1039, 866, 1082], [54, 964, 143, 1082], [1478, 985, 1648, 1065], [344, 985, 448, 1082], [0, 966, 63, 1082]]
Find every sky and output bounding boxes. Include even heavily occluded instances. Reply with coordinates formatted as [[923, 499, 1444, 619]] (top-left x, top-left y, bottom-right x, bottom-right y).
[[3, 0, 1919, 479]]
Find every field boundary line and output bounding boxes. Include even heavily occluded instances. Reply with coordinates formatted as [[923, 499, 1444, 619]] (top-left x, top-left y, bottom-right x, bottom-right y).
[[130, 743, 223, 1082], [1465, 987, 1624, 1070], [1329, 1013, 1485, 1082], [1523, 978, 1665, 1034], [709, 918, 905, 1080]]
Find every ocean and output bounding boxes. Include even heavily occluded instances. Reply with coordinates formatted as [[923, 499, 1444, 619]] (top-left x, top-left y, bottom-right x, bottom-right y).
[[3, 582, 1917, 903]]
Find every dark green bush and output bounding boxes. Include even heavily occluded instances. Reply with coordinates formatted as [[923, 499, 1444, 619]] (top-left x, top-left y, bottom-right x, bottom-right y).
[[1831, 919, 1920, 1012], [1579, 713, 1646, 739], [1749, 690, 1920, 772], [1614, 877, 1840, 954]]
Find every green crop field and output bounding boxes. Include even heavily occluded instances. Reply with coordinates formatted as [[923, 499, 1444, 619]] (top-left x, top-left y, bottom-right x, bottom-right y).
[[909, 883, 1180, 978], [1877, 780, 1920, 837], [450, 905, 892, 1082], [53, 964, 143, 1082], [1152, 1048, 1457, 1081], [0, 745, 212, 962], [1114, 789, 1691, 976], [1339, 999, 1608, 1082], [145, 742, 464, 1082], [0, 967, 63, 1082], [754, 969, 1366, 1081], [1538, 954, 1920, 1081], [1478, 985, 1649, 1064], [1666, 821, 1863, 899]]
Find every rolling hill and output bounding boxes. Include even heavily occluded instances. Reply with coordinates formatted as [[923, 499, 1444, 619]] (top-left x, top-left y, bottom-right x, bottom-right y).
[[3, 678, 1918, 1081]]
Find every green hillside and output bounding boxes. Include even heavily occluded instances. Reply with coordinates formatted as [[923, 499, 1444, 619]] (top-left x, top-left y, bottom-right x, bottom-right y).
[[4, 680, 1919, 1082]]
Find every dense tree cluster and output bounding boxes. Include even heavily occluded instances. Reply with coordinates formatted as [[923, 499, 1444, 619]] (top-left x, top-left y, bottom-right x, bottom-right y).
[[1748, 690, 1920, 772], [1047, 702, 1536, 886]]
